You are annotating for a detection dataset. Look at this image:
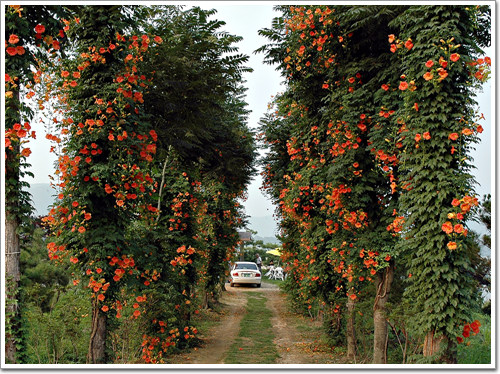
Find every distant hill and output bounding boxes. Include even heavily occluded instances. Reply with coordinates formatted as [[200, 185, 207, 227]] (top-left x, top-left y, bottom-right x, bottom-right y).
[[27, 183, 56, 216], [254, 235, 281, 245]]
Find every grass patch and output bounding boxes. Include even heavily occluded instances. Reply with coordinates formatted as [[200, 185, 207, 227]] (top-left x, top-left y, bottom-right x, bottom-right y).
[[295, 318, 322, 334], [224, 292, 279, 364], [262, 278, 285, 287]]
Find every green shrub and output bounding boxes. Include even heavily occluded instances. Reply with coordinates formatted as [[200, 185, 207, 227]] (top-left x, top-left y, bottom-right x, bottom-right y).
[[23, 288, 91, 364]]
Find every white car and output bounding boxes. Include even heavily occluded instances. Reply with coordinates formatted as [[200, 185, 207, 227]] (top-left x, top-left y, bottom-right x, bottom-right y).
[[229, 261, 262, 287]]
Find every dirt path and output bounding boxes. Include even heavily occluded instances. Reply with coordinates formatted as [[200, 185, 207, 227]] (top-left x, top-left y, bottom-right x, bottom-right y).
[[266, 286, 338, 364], [167, 284, 249, 364], [168, 281, 338, 365]]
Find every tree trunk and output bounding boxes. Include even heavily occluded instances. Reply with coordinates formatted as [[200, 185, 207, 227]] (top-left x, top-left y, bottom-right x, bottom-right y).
[[239, 242, 244, 261], [373, 264, 395, 364], [346, 295, 357, 361], [423, 331, 457, 364], [5, 215, 21, 364], [87, 304, 107, 364], [5, 88, 21, 364], [423, 330, 456, 363], [423, 330, 443, 357], [331, 308, 342, 335], [202, 291, 209, 309]]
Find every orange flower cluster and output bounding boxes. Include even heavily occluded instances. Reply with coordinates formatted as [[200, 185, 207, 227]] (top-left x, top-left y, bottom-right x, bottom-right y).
[[109, 254, 136, 282], [43, 194, 93, 239], [456, 320, 481, 344], [373, 148, 398, 170], [468, 56, 491, 82], [141, 325, 198, 363], [88, 276, 110, 298], [386, 215, 405, 236], [326, 121, 362, 158], [33, 19, 70, 51], [340, 209, 368, 231], [8, 5, 23, 17], [46, 241, 67, 261], [170, 252, 193, 268], [359, 249, 380, 275], [388, 34, 414, 54], [422, 55, 451, 83], [166, 190, 195, 232], [442, 195, 478, 250], [5, 122, 34, 156], [5, 33, 25, 56], [283, 6, 340, 74], [139, 268, 160, 287], [286, 137, 303, 161]]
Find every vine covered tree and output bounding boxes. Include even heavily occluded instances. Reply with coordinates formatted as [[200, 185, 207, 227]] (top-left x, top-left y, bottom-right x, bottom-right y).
[[42, 5, 164, 363], [4, 3, 489, 366], [4, 4, 73, 363], [258, 4, 490, 364], [390, 5, 490, 362], [38, 5, 255, 363]]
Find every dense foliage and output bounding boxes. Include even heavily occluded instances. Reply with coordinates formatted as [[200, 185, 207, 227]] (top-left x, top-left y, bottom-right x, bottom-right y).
[[4, 4, 76, 362], [258, 4, 490, 363], [4, 4, 491, 366], [5, 5, 255, 364]]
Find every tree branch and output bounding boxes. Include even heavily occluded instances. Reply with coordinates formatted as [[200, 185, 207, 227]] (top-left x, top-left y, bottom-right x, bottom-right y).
[[156, 145, 172, 223]]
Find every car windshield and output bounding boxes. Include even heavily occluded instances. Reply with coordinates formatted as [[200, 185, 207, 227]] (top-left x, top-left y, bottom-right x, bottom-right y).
[[234, 263, 258, 270]]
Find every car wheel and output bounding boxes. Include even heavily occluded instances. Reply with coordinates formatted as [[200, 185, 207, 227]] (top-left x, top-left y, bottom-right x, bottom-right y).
[[230, 282, 235, 287], [256, 283, 261, 288]]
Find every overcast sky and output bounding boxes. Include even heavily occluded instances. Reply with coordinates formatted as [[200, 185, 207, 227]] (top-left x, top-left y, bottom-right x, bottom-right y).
[[208, 5, 283, 220], [23, 4, 493, 225]]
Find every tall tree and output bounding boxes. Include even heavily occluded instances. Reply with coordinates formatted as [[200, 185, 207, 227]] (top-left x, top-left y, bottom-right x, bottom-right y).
[[112, 6, 256, 362], [390, 5, 490, 362], [138, 5, 256, 306], [43, 6, 161, 363], [259, 5, 402, 362], [258, 4, 490, 364], [4, 5, 71, 362]]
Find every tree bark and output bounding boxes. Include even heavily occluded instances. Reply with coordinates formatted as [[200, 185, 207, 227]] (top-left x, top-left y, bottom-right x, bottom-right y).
[[5, 215, 21, 363], [372, 264, 395, 364], [155, 147, 172, 222], [346, 295, 357, 361], [5, 88, 21, 364], [331, 308, 342, 335], [87, 304, 107, 364], [423, 330, 456, 363], [423, 330, 443, 357]]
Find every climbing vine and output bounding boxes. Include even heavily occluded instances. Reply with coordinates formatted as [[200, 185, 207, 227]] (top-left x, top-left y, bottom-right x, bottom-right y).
[[258, 4, 490, 363]]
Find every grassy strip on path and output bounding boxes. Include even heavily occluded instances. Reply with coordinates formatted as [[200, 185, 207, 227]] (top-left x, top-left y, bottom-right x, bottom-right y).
[[224, 292, 279, 364]]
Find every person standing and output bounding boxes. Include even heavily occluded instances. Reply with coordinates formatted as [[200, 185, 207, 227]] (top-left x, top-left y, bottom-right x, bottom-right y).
[[255, 253, 262, 272]]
